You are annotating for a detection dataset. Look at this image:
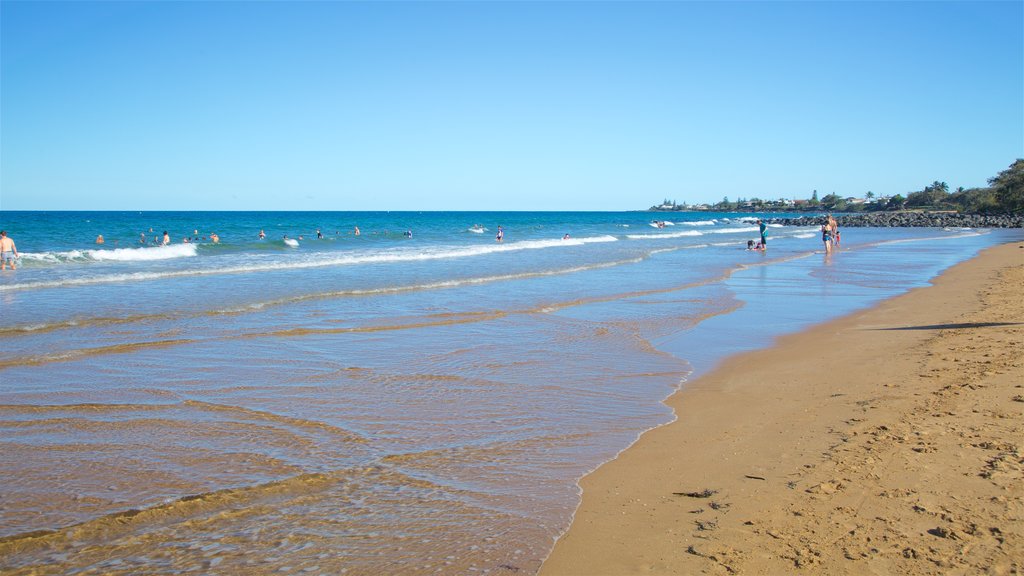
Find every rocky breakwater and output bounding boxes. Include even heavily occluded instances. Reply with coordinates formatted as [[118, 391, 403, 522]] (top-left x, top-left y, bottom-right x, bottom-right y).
[[769, 212, 1023, 228]]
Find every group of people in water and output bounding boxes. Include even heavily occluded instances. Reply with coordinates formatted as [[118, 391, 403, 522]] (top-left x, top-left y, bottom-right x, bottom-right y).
[[821, 214, 840, 253], [90, 228, 221, 247], [746, 219, 770, 251], [744, 216, 839, 254], [1, 217, 848, 273]]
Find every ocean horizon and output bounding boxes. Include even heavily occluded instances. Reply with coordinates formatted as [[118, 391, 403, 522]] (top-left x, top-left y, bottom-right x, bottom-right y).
[[1, 210, 1020, 574]]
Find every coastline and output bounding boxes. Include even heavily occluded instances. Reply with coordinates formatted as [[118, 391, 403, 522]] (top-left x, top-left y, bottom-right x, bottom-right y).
[[541, 242, 1023, 575]]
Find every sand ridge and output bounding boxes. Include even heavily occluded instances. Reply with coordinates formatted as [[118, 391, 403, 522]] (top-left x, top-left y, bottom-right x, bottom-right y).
[[541, 242, 1023, 575]]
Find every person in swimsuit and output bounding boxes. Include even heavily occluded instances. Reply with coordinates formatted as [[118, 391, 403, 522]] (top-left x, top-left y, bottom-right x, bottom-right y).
[[821, 224, 833, 253], [757, 219, 767, 250], [496, 226, 504, 242], [0, 231, 18, 270]]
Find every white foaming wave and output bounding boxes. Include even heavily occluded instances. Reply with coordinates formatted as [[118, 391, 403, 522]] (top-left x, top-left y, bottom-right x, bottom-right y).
[[793, 232, 817, 239], [625, 230, 703, 240], [883, 229, 988, 245], [18, 250, 88, 263], [682, 220, 717, 226], [708, 226, 759, 234], [19, 244, 198, 263], [89, 244, 199, 261], [0, 235, 620, 292]]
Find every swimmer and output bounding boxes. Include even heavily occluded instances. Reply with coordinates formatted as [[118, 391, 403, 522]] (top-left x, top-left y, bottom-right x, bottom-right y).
[[496, 226, 504, 242], [317, 229, 323, 239], [140, 232, 146, 244], [259, 229, 266, 239], [210, 233, 220, 243], [354, 226, 361, 236], [0, 230, 19, 270], [162, 231, 170, 245], [563, 234, 570, 240], [96, 234, 104, 244]]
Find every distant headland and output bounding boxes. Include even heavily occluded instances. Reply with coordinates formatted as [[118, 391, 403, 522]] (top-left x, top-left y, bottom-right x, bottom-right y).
[[649, 159, 1023, 217]]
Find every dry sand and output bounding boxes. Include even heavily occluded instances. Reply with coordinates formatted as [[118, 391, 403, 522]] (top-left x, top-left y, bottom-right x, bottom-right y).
[[541, 242, 1023, 575]]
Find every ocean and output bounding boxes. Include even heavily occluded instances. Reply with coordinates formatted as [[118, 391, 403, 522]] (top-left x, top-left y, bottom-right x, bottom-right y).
[[0, 210, 1018, 575]]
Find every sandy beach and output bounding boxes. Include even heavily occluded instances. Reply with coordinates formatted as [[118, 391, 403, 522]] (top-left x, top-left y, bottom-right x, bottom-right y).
[[542, 242, 1023, 575]]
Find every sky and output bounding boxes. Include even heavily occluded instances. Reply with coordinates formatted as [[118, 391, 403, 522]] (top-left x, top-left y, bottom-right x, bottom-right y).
[[1, 1, 1021, 211]]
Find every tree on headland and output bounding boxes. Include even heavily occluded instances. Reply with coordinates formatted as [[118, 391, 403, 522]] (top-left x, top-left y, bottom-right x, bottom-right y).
[[906, 181, 952, 208], [820, 193, 845, 211], [989, 159, 1024, 213], [949, 186, 998, 213], [646, 159, 1021, 213]]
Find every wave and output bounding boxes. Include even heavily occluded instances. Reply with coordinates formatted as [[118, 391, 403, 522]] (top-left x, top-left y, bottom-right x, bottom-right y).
[[0, 256, 649, 340], [626, 230, 703, 239], [708, 226, 759, 234], [19, 244, 198, 264], [0, 235, 621, 292], [681, 219, 717, 226]]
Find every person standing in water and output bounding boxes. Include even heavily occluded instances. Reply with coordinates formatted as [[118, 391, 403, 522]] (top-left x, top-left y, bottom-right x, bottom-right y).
[[496, 226, 504, 242], [0, 231, 18, 270], [162, 231, 170, 245], [259, 229, 266, 240], [354, 226, 361, 236], [757, 219, 767, 250]]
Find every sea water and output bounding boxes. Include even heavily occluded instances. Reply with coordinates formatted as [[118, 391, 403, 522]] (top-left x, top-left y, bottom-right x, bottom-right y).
[[0, 211, 1018, 574]]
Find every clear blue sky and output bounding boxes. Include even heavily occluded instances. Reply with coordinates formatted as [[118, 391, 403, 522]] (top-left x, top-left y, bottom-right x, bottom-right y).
[[2, 1, 1021, 211]]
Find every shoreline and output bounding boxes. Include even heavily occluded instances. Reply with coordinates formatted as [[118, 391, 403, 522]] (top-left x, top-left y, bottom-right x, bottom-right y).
[[541, 242, 1023, 575]]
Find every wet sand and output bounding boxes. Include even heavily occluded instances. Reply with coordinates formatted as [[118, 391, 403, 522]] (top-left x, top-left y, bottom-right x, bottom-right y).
[[542, 242, 1023, 575]]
